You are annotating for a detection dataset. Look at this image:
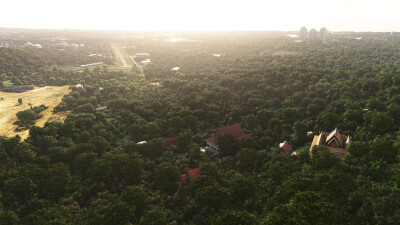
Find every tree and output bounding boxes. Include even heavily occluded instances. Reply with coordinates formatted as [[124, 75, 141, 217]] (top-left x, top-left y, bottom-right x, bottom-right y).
[[238, 137, 256, 150], [369, 135, 396, 164], [311, 146, 340, 170], [155, 162, 179, 193], [120, 186, 148, 221], [316, 111, 339, 131], [217, 132, 237, 156], [263, 191, 342, 225], [211, 210, 257, 225], [18, 98, 22, 105], [0, 211, 19, 225], [236, 148, 256, 171], [195, 185, 230, 211], [229, 175, 257, 207], [140, 207, 167, 225], [176, 130, 192, 154], [89, 136, 110, 155], [16, 109, 36, 125]]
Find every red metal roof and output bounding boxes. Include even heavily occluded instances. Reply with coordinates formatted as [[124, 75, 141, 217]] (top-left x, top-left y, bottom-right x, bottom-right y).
[[164, 137, 177, 149], [179, 174, 189, 185], [188, 168, 200, 178], [279, 140, 292, 155], [205, 123, 249, 146], [180, 168, 200, 185]]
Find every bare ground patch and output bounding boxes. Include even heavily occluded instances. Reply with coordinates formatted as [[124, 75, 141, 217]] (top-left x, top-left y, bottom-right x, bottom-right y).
[[0, 85, 71, 140]]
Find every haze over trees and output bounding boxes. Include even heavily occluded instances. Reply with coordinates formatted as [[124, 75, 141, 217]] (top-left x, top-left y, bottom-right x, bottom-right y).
[[0, 30, 400, 224]]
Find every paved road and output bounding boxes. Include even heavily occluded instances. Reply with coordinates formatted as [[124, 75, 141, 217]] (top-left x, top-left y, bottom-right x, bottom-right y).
[[111, 43, 130, 67]]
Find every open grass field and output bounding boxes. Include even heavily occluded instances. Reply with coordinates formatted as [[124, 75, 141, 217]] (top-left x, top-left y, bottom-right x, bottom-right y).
[[0, 85, 71, 140]]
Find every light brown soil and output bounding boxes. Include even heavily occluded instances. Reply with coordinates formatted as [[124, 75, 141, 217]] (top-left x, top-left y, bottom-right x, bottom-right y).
[[0, 85, 71, 140]]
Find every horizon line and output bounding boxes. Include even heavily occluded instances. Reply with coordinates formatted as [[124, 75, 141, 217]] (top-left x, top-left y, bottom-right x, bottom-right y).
[[0, 26, 399, 33]]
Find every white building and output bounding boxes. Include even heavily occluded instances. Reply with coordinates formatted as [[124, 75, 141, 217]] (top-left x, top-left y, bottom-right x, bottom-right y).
[[300, 27, 307, 41], [24, 42, 34, 47], [141, 59, 151, 65], [80, 62, 104, 68], [320, 27, 328, 43], [309, 29, 317, 40], [135, 53, 150, 58], [0, 39, 13, 48]]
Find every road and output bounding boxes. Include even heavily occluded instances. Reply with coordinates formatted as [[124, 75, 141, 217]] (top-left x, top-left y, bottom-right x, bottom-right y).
[[111, 43, 130, 67], [130, 56, 145, 77]]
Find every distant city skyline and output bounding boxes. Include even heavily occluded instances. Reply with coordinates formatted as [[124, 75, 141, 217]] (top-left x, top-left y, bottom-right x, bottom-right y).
[[1, 0, 400, 32]]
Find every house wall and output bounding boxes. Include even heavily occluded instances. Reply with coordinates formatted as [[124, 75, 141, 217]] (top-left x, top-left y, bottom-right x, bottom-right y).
[[206, 141, 219, 153]]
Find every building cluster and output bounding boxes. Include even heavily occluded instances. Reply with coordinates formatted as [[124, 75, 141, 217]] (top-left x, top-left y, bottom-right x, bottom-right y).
[[205, 123, 249, 153], [299, 27, 328, 43], [309, 128, 351, 158], [134, 53, 151, 66], [278, 128, 351, 159], [48, 42, 84, 50], [23, 42, 42, 49]]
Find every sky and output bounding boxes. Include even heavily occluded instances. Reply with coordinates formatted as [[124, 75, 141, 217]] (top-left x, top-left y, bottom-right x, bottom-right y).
[[1, 0, 400, 31]]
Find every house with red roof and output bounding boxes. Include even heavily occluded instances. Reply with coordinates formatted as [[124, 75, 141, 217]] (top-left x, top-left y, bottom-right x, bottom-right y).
[[164, 137, 177, 149], [279, 140, 292, 155], [180, 168, 200, 185], [204, 123, 249, 153]]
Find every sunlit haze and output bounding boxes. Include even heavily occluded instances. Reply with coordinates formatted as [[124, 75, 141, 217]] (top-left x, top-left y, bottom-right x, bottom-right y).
[[1, 0, 400, 31]]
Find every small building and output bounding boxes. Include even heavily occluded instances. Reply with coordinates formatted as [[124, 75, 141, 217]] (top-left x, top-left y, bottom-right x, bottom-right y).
[[75, 84, 83, 88], [164, 137, 177, 149], [204, 123, 249, 153], [279, 140, 292, 155], [309, 128, 351, 157], [33, 44, 42, 49], [141, 59, 150, 65], [23, 42, 34, 47], [80, 62, 104, 68], [95, 106, 107, 111], [137, 141, 147, 145], [180, 168, 200, 185], [135, 53, 150, 58]]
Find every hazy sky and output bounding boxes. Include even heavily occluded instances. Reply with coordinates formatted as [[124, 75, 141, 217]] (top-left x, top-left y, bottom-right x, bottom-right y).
[[1, 0, 400, 31]]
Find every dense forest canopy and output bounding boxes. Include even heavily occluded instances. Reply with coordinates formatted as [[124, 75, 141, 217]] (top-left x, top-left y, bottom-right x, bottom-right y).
[[1, 30, 400, 224]]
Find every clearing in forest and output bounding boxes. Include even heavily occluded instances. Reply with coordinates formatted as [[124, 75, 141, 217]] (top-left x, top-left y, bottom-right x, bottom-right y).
[[0, 85, 71, 140]]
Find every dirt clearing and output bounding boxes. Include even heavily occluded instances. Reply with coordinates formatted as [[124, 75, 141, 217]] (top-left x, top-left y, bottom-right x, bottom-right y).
[[0, 85, 71, 140]]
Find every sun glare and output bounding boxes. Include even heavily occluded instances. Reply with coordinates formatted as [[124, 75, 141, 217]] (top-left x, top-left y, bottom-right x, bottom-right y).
[[1, 0, 400, 31]]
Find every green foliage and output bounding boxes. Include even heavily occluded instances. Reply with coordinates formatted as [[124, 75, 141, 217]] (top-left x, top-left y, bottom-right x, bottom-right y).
[[16, 109, 36, 125], [311, 146, 340, 170], [236, 148, 256, 171], [155, 162, 179, 193], [2, 32, 400, 224], [211, 210, 257, 225], [217, 132, 238, 156]]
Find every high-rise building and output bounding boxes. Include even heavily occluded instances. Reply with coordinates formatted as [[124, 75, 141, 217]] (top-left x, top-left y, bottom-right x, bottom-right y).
[[320, 27, 328, 43], [300, 27, 307, 41], [0, 39, 13, 48], [309, 29, 317, 40]]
